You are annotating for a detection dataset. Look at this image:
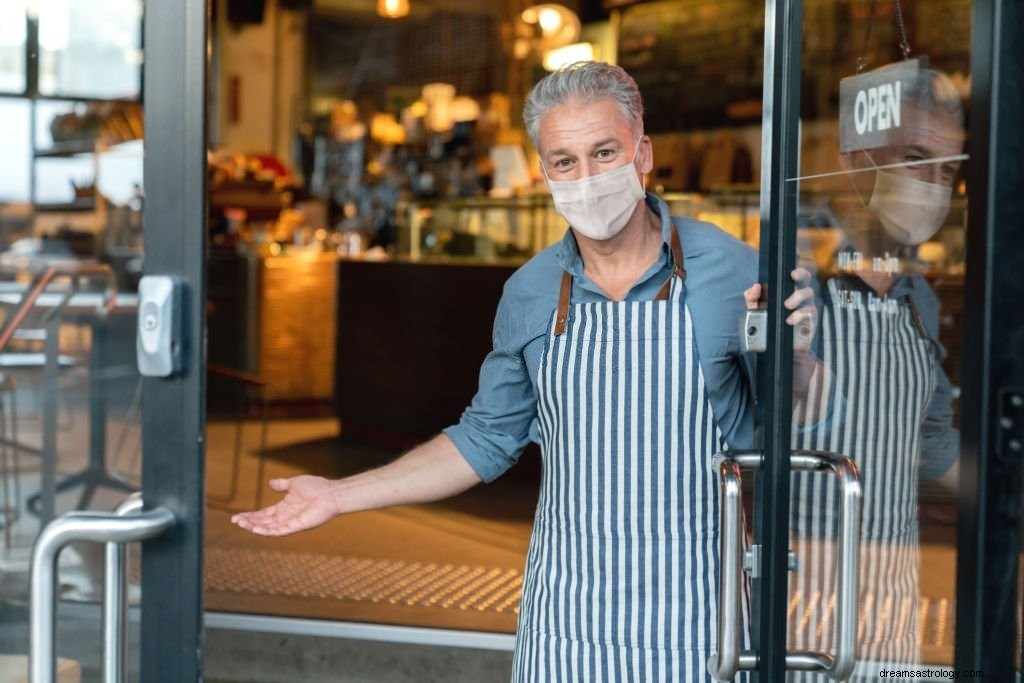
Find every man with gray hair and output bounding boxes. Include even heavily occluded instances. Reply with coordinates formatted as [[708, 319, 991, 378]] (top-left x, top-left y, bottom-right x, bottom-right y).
[[234, 61, 816, 682]]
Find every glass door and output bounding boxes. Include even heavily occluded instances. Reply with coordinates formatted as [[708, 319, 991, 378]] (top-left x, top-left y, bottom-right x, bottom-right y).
[[723, 0, 1024, 681], [0, 0, 207, 681]]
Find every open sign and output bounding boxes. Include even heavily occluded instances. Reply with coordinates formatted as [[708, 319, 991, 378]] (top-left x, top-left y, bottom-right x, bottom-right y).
[[839, 59, 921, 153]]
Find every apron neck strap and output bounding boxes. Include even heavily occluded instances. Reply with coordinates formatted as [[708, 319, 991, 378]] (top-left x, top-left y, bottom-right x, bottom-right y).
[[554, 269, 572, 337], [554, 228, 687, 337], [654, 227, 686, 301]]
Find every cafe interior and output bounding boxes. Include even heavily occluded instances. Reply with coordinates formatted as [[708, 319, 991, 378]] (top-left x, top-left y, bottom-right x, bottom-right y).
[[0, 0, 976, 679]]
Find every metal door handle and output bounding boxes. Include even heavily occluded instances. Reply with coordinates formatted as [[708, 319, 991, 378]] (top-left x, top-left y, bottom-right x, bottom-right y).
[[708, 450, 862, 681], [30, 496, 176, 683], [707, 451, 762, 679], [103, 493, 146, 683]]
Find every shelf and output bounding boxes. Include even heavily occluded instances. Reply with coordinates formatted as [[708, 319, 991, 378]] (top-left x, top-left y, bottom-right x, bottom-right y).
[[33, 199, 95, 212], [33, 141, 96, 158]]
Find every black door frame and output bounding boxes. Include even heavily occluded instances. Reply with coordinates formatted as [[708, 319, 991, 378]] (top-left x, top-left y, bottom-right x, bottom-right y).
[[955, 0, 1024, 679], [139, 1, 208, 681], [755, 0, 1024, 680], [752, 0, 802, 680]]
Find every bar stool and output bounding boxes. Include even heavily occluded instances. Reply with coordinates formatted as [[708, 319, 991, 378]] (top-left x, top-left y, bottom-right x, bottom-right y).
[[205, 363, 270, 510]]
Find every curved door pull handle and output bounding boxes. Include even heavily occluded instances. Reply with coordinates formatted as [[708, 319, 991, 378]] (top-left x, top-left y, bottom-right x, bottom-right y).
[[707, 450, 862, 682], [707, 452, 762, 679], [30, 494, 176, 683]]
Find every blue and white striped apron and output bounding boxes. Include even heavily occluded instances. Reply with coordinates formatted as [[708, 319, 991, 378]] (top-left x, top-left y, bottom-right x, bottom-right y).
[[788, 277, 936, 681], [511, 231, 745, 682]]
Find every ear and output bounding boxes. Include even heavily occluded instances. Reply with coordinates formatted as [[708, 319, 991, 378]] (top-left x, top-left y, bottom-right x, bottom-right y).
[[637, 135, 654, 175], [838, 150, 856, 173]]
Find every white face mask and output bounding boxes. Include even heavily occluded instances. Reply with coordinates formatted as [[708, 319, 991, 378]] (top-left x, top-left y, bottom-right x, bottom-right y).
[[542, 138, 645, 241], [867, 169, 953, 246]]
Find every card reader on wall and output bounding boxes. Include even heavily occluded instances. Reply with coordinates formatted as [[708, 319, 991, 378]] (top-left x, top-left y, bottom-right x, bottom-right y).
[[136, 275, 183, 377]]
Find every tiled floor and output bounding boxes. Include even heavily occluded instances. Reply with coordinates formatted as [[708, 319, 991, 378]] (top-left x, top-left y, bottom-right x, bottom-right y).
[[203, 416, 536, 634]]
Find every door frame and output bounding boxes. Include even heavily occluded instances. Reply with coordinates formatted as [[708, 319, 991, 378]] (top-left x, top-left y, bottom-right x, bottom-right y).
[[955, 0, 1024, 679], [754, 0, 1024, 680], [139, 1, 208, 681], [752, 0, 803, 680]]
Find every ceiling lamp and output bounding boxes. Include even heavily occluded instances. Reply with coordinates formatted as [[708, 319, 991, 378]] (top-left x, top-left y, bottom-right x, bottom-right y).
[[514, 4, 581, 59], [377, 0, 409, 19], [543, 42, 595, 72]]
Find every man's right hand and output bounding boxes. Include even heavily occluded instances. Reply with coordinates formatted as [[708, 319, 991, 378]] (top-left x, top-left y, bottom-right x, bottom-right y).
[[231, 475, 342, 536], [229, 433, 484, 537]]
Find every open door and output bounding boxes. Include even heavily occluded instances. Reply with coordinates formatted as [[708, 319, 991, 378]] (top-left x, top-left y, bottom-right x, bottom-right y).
[[11, 1, 208, 681], [713, 0, 1024, 681]]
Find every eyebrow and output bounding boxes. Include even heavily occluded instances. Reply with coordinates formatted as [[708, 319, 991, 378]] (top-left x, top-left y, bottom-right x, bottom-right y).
[[546, 136, 624, 159], [901, 145, 963, 169]]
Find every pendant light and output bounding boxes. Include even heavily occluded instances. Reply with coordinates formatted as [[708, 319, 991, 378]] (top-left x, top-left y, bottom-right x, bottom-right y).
[[377, 0, 409, 19]]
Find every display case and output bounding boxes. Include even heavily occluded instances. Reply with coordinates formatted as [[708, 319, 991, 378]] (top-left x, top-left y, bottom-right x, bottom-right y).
[[393, 191, 736, 262], [394, 195, 563, 262]]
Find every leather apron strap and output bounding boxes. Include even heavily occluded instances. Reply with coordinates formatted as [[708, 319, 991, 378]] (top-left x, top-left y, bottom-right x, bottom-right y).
[[554, 228, 687, 337]]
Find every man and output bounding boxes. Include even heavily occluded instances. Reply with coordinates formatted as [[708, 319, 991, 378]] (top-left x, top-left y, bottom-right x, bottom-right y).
[[233, 61, 815, 682], [786, 66, 963, 680]]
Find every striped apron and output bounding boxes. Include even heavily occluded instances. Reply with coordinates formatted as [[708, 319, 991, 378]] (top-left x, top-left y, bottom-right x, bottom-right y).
[[511, 231, 745, 682], [788, 277, 936, 681]]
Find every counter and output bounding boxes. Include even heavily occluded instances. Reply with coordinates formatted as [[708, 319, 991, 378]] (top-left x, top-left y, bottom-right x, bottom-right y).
[[334, 257, 519, 448], [207, 250, 337, 409]]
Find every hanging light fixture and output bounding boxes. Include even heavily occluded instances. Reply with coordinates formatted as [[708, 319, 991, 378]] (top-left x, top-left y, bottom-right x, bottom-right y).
[[377, 0, 409, 19], [514, 4, 581, 60]]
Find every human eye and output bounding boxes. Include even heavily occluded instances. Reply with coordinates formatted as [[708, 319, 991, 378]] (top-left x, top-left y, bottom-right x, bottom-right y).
[[595, 148, 616, 161], [903, 153, 926, 167]]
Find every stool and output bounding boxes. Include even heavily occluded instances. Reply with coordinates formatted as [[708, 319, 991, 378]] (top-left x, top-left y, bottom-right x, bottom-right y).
[[206, 363, 269, 510]]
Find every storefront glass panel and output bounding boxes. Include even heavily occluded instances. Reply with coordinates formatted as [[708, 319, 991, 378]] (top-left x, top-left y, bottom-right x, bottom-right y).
[[783, 1, 970, 678], [0, 1, 145, 678]]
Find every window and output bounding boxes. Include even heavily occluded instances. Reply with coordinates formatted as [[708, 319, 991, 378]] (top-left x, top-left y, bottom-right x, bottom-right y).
[[0, 99, 30, 202], [37, 0, 142, 99], [0, 0, 27, 93]]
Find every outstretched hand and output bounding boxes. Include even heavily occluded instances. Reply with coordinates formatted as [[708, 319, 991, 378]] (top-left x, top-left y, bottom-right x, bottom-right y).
[[231, 475, 341, 537]]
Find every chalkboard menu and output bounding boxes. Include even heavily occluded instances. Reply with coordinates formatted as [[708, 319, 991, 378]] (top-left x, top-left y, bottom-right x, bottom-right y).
[[617, 0, 765, 133]]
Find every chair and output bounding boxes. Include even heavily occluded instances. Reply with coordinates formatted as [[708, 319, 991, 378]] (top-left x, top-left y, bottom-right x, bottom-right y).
[[0, 263, 122, 523]]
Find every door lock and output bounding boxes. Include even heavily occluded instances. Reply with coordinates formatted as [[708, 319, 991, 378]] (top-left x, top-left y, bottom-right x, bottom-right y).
[[741, 309, 768, 353], [136, 275, 182, 378]]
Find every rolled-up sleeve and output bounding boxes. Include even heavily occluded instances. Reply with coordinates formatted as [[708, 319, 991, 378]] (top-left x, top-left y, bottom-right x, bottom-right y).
[[918, 358, 959, 481], [443, 280, 541, 483], [911, 281, 960, 481]]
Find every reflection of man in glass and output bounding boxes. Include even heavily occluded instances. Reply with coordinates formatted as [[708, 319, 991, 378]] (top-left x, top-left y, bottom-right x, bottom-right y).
[[789, 67, 964, 679]]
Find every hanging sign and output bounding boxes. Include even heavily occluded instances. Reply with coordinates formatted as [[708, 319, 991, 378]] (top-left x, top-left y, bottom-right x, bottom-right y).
[[838, 58, 921, 153]]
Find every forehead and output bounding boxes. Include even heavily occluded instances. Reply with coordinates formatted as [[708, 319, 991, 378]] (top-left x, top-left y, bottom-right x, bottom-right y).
[[536, 97, 632, 153], [885, 104, 965, 152]]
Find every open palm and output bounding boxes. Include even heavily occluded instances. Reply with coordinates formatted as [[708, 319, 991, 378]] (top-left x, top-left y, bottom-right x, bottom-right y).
[[231, 475, 340, 536]]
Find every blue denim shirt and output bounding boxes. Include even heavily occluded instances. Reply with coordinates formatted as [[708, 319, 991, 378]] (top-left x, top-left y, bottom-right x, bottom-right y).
[[445, 194, 759, 482]]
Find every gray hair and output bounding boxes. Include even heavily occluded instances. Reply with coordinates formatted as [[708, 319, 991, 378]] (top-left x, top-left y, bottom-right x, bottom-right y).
[[904, 68, 964, 126], [523, 61, 645, 150]]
